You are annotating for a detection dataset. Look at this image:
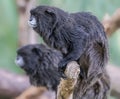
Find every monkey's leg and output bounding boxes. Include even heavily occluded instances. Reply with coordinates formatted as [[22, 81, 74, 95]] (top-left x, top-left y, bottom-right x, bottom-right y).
[[57, 61, 80, 99], [58, 31, 88, 73]]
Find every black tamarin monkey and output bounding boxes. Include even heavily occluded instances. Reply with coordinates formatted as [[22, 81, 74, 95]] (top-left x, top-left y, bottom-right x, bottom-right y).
[[15, 44, 62, 91], [28, 5, 108, 75], [15, 44, 80, 99]]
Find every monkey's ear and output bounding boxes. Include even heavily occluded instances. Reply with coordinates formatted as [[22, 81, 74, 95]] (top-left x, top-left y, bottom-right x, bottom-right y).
[[45, 8, 57, 28], [45, 8, 56, 15], [32, 48, 42, 56]]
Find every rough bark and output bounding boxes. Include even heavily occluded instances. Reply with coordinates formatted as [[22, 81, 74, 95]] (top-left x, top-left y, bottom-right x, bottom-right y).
[[57, 61, 80, 99]]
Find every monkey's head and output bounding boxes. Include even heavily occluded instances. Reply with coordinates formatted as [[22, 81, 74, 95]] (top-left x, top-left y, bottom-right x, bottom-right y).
[[28, 5, 56, 35], [15, 44, 62, 90], [28, 5, 68, 37]]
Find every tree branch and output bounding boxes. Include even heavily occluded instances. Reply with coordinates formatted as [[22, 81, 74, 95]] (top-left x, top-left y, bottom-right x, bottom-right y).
[[16, 0, 38, 47], [57, 61, 80, 99], [0, 70, 30, 99], [102, 8, 120, 36], [106, 64, 120, 98], [102, 8, 120, 98]]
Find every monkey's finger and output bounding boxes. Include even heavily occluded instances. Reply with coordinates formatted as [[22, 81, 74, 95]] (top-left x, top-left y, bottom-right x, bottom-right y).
[[60, 72, 67, 79]]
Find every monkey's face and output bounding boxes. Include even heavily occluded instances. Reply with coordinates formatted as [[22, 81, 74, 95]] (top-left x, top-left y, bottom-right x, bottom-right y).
[[28, 15, 37, 28], [15, 44, 44, 74], [28, 6, 58, 36]]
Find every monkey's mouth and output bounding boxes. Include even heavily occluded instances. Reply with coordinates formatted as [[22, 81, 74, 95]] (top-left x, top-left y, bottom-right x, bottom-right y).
[[28, 18, 37, 28], [15, 56, 25, 68]]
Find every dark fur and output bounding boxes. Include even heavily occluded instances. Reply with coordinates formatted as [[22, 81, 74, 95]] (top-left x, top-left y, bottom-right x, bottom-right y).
[[30, 6, 108, 73], [16, 44, 62, 91], [29, 6, 110, 99], [16, 44, 110, 99]]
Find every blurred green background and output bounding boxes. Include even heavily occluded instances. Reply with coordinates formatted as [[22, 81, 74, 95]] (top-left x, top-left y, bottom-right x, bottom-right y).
[[0, 0, 120, 75]]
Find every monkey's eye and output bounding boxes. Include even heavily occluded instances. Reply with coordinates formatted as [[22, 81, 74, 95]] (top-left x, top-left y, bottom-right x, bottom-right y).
[[32, 48, 38, 55], [30, 10, 35, 15]]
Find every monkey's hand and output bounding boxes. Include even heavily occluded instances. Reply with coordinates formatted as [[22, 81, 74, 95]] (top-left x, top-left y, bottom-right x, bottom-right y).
[[58, 60, 80, 79], [58, 48, 82, 77], [58, 52, 80, 78], [58, 60, 67, 78]]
